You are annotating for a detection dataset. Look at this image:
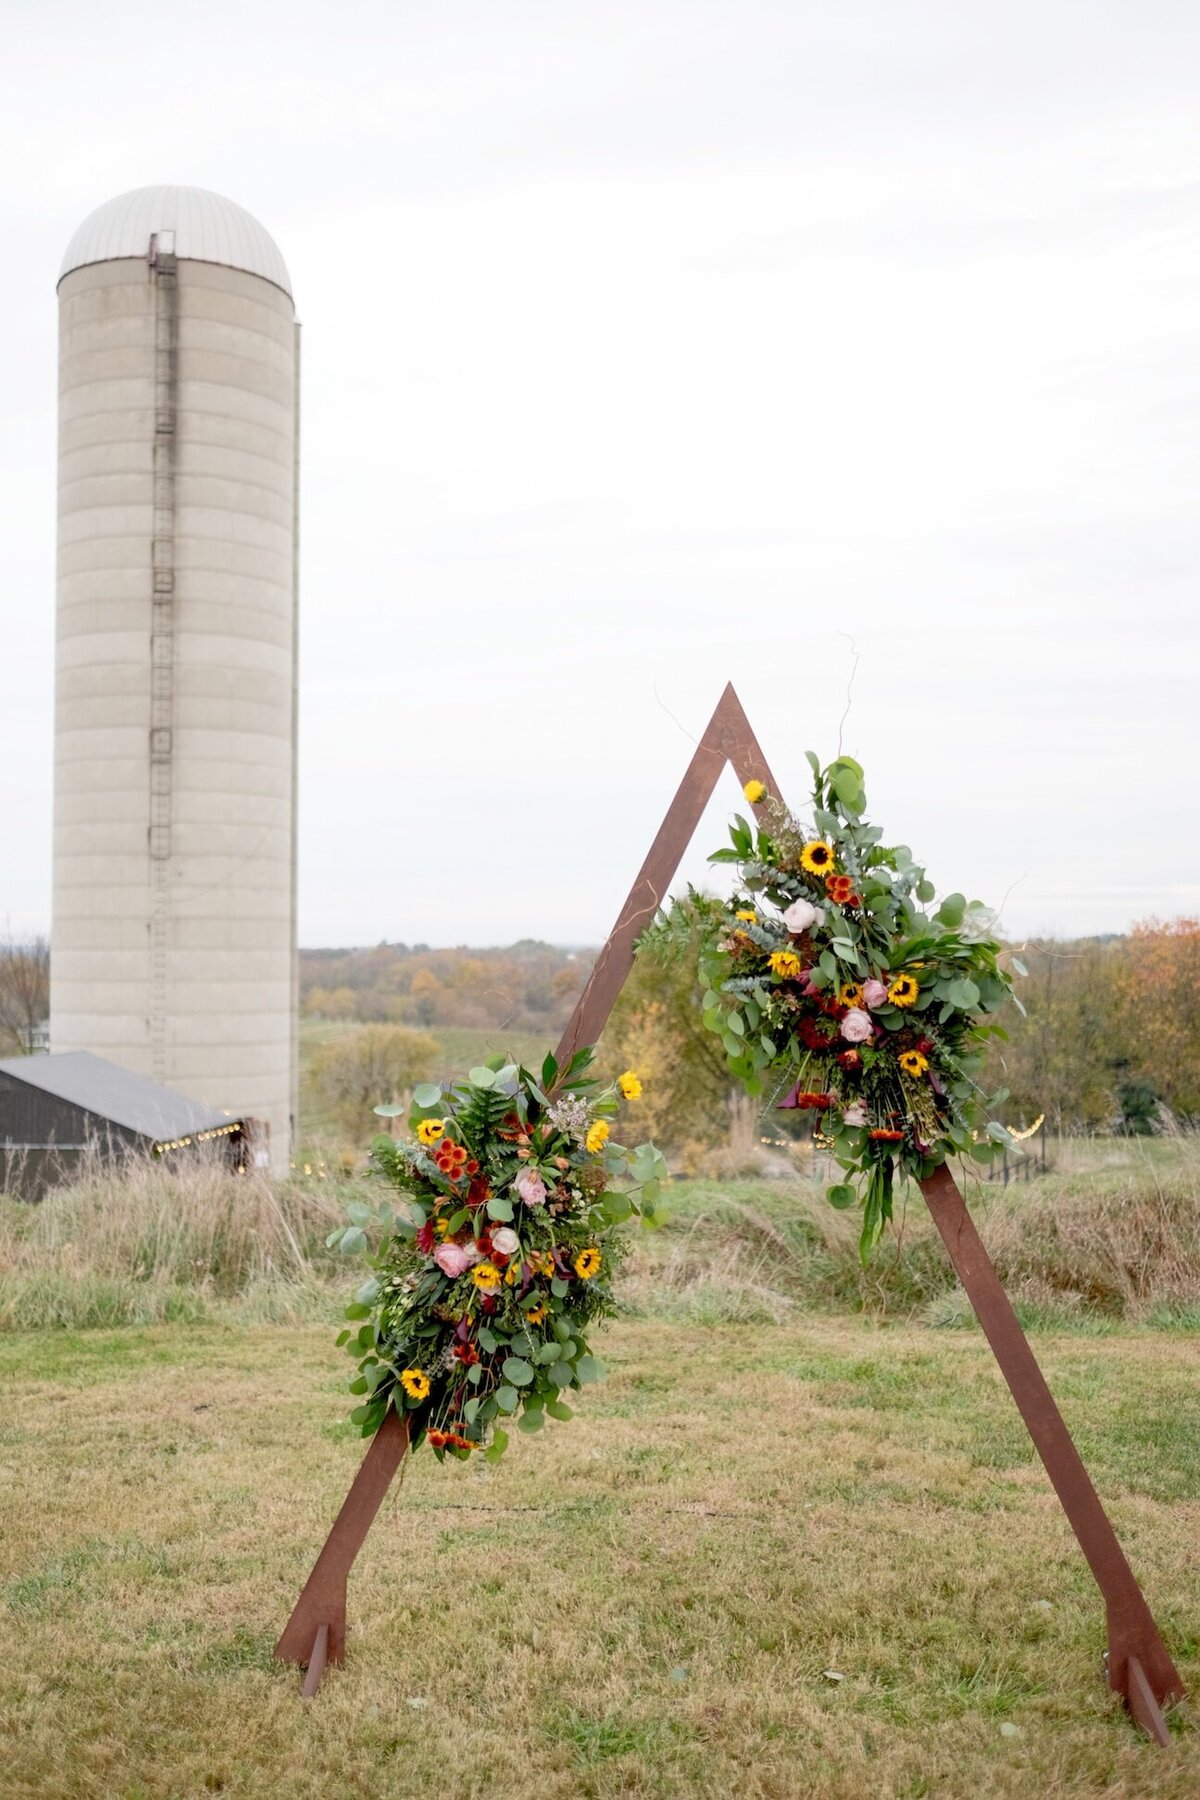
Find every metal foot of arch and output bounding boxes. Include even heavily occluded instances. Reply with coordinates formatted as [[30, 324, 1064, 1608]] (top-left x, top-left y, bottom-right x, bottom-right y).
[[275, 684, 1185, 1737]]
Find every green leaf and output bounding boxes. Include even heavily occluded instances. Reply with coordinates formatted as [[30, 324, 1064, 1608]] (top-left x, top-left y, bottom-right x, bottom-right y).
[[412, 1083, 442, 1109], [517, 1408, 545, 1433], [547, 1361, 574, 1389], [826, 1183, 856, 1210], [575, 1355, 605, 1384], [946, 977, 980, 1010], [468, 1066, 497, 1088], [551, 1277, 569, 1298], [486, 1196, 515, 1221], [345, 1201, 371, 1227], [541, 1053, 558, 1087], [1010, 956, 1028, 978], [502, 1356, 534, 1386], [546, 1399, 574, 1422], [485, 1427, 509, 1463], [372, 1104, 405, 1118], [915, 878, 936, 904], [340, 1227, 367, 1255], [936, 893, 966, 927], [495, 1385, 519, 1413], [478, 1327, 498, 1353]]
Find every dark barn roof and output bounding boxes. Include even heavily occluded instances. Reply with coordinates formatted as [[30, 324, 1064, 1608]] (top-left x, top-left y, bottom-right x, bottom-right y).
[[0, 1051, 237, 1145]]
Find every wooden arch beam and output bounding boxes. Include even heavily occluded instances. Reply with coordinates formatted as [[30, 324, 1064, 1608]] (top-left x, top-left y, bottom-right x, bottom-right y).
[[276, 684, 1183, 1738]]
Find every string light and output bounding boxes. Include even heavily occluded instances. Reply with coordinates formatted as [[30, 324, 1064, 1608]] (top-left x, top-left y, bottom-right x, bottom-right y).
[[153, 1121, 243, 1154]]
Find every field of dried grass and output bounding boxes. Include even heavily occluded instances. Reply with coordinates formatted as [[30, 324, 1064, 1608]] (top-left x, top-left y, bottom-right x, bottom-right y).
[[1, 1143, 1198, 1795], [1, 1315, 1198, 1798]]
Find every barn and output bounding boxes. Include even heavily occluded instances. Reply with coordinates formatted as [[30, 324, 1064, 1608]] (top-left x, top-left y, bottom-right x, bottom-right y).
[[0, 1051, 247, 1199]]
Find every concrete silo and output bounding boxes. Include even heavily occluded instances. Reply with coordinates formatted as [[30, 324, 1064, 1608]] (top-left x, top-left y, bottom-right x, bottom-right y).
[[53, 186, 299, 1169]]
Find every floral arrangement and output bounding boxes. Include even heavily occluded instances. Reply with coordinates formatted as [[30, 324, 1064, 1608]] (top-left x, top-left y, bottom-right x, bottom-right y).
[[327, 1050, 666, 1459], [692, 754, 1020, 1256]]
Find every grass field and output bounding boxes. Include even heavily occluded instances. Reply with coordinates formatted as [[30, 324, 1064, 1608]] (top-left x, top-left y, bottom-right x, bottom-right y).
[[1, 1315, 1197, 1798]]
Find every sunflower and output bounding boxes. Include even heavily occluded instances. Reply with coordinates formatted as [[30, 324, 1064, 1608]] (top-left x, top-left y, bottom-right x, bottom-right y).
[[416, 1117, 446, 1145], [768, 949, 803, 980], [399, 1368, 431, 1401], [898, 1050, 929, 1077], [585, 1120, 610, 1154], [471, 1262, 501, 1292], [524, 1302, 548, 1326], [800, 839, 836, 875], [504, 1264, 521, 1286], [735, 908, 757, 923], [887, 974, 919, 1008], [618, 1070, 643, 1100], [574, 1247, 602, 1280], [839, 981, 865, 1008], [743, 779, 766, 804]]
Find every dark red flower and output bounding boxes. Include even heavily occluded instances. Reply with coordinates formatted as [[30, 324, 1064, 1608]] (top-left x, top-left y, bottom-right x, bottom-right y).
[[838, 1049, 861, 1071], [415, 1220, 436, 1254]]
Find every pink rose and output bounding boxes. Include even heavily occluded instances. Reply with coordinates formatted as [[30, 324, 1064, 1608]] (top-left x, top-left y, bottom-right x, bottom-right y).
[[839, 1008, 873, 1044], [842, 1102, 867, 1127], [863, 979, 888, 1009], [783, 897, 825, 934], [433, 1241, 475, 1278], [491, 1226, 520, 1256], [515, 1168, 547, 1208]]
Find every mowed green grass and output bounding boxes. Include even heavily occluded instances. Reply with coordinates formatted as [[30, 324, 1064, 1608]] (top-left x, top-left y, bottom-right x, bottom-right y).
[[0, 1320, 1197, 1798]]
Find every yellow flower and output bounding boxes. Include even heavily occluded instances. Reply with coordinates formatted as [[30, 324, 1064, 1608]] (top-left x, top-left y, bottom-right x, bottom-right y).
[[471, 1262, 501, 1292], [504, 1264, 520, 1286], [839, 982, 864, 1008], [618, 1071, 643, 1100], [533, 1250, 557, 1277], [585, 1120, 610, 1154], [524, 1302, 548, 1325], [768, 950, 803, 980], [743, 779, 766, 804], [735, 908, 757, 923], [399, 1368, 431, 1401], [800, 839, 836, 875], [416, 1117, 445, 1145], [574, 1247, 602, 1280], [887, 974, 919, 1008], [899, 1050, 929, 1077], [434, 1216, 451, 1237]]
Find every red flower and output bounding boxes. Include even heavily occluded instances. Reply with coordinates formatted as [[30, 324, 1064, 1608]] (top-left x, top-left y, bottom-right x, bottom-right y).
[[779, 1086, 833, 1111], [798, 1017, 834, 1051], [428, 1428, 448, 1448], [452, 1342, 480, 1367], [824, 873, 855, 904], [916, 1038, 933, 1055], [869, 1128, 905, 1142], [838, 1049, 861, 1071], [415, 1220, 436, 1254]]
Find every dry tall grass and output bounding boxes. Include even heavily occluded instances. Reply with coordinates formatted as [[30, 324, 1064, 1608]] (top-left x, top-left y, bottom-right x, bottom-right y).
[[0, 1146, 352, 1330]]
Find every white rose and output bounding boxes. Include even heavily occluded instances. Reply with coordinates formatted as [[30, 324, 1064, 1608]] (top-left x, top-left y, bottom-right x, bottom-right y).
[[491, 1226, 520, 1256], [783, 897, 825, 934], [842, 1103, 866, 1127]]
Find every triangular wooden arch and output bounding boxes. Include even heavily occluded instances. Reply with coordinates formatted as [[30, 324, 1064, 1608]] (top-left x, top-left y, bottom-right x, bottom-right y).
[[276, 685, 1183, 1738]]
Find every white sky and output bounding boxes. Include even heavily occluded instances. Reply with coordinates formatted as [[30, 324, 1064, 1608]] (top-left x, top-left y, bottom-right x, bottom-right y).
[[2, 1, 1198, 947]]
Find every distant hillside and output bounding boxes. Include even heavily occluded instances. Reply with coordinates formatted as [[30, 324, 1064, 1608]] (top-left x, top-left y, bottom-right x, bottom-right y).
[[299, 940, 595, 1035]]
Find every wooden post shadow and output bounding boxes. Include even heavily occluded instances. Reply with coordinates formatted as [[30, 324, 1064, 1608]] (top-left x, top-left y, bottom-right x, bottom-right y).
[[276, 684, 1184, 1739]]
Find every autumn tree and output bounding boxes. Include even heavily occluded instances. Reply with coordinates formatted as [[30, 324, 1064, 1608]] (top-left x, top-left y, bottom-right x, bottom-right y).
[[0, 934, 50, 1055], [1117, 918, 1200, 1119], [309, 1025, 440, 1144]]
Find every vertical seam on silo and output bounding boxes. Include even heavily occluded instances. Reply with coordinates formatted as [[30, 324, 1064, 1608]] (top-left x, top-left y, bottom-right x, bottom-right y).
[[149, 245, 177, 1079]]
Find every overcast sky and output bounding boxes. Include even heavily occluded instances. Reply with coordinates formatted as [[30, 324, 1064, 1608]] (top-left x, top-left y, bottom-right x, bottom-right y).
[[2, 1, 1198, 948]]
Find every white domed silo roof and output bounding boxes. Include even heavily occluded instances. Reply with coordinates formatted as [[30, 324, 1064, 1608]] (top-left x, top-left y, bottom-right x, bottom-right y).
[[59, 184, 292, 298]]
